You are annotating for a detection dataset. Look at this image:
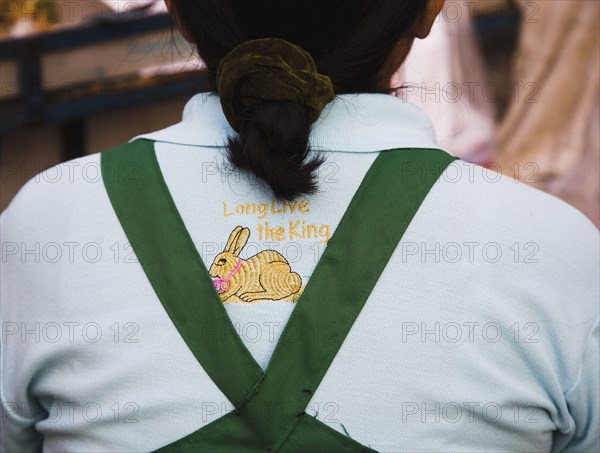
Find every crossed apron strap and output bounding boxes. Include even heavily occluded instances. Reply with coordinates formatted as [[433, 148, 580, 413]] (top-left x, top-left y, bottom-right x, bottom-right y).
[[101, 140, 457, 452]]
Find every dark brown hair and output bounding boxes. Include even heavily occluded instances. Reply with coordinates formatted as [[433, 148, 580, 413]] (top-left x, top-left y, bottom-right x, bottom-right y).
[[171, 0, 428, 200]]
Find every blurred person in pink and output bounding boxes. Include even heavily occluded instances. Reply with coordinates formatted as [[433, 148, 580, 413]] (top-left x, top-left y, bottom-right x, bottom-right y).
[[497, 0, 600, 227]]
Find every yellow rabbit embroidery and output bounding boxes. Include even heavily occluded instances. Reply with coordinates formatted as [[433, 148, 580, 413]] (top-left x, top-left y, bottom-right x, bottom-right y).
[[209, 226, 304, 304]]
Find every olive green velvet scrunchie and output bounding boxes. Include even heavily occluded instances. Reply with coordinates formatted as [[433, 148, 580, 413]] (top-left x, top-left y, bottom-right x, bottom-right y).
[[216, 38, 336, 132]]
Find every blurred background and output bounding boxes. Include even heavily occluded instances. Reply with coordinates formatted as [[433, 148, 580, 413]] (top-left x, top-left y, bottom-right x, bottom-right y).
[[1, 0, 598, 225]]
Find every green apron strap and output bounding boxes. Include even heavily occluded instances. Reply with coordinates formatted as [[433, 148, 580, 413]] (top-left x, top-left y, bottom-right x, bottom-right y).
[[101, 141, 457, 452], [244, 147, 457, 448], [101, 139, 264, 407]]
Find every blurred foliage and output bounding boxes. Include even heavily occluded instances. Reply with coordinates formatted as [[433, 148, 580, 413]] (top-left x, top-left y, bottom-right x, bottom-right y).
[[0, 0, 58, 36]]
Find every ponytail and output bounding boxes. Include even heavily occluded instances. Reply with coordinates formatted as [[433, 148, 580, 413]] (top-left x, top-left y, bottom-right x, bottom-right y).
[[227, 101, 324, 200], [216, 38, 334, 201], [169, 0, 430, 200]]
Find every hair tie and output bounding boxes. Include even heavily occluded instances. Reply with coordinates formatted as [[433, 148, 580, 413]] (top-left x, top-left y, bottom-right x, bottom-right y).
[[216, 38, 335, 132]]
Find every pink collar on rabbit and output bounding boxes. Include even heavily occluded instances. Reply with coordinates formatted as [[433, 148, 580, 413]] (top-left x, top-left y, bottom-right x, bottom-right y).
[[213, 258, 243, 293]]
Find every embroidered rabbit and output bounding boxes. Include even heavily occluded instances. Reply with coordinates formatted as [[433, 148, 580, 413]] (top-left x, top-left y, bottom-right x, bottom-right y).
[[209, 226, 303, 303]]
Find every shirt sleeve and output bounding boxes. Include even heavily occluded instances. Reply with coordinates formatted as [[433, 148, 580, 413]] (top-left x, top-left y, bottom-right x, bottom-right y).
[[557, 316, 600, 452], [1, 208, 45, 452]]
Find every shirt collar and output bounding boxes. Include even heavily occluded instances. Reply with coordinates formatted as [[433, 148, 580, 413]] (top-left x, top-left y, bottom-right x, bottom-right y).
[[132, 92, 445, 153]]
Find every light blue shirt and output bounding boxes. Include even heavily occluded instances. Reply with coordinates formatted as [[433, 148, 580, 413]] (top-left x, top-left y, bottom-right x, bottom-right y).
[[1, 93, 599, 452]]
